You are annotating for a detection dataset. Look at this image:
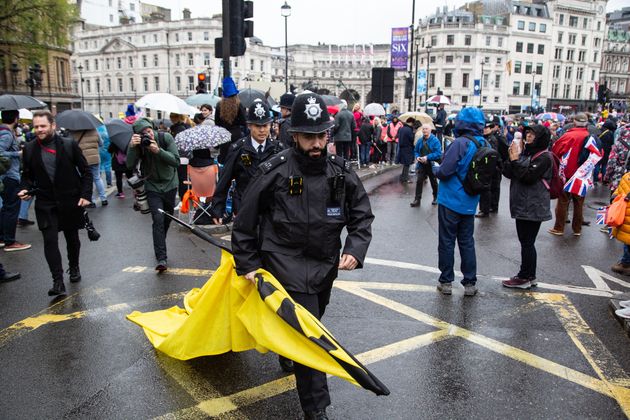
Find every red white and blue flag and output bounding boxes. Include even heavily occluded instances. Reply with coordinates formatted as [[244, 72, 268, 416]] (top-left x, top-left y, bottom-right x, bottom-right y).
[[563, 136, 602, 197]]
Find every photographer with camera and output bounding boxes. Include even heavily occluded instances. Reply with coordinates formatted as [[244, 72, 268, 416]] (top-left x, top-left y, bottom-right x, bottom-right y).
[[18, 111, 93, 296], [126, 118, 179, 272]]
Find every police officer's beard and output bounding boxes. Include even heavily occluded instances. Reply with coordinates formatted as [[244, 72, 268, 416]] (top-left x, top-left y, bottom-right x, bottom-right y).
[[294, 143, 328, 174]]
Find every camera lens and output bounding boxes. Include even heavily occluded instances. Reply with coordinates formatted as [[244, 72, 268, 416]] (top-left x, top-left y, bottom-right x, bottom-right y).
[[141, 134, 152, 148]]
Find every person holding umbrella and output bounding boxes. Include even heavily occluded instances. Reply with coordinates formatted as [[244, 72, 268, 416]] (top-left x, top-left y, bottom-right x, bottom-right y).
[[210, 99, 283, 224]]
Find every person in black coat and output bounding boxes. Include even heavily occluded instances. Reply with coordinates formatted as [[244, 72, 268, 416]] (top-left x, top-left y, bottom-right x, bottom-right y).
[[211, 99, 283, 223], [594, 118, 617, 184], [397, 117, 416, 182], [19, 111, 92, 296], [232, 93, 374, 420], [357, 116, 374, 166]]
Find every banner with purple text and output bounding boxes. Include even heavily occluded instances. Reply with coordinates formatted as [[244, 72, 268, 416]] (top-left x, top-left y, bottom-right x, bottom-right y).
[[390, 27, 409, 71]]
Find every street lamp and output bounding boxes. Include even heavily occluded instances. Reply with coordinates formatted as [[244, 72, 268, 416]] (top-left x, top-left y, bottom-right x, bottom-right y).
[[281, 1, 291, 92], [425, 45, 431, 112], [77, 64, 84, 110], [479, 60, 485, 107], [9, 63, 20, 92]]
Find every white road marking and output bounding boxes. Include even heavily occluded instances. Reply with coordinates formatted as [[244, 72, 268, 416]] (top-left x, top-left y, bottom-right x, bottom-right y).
[[583, 265, 630, 290]]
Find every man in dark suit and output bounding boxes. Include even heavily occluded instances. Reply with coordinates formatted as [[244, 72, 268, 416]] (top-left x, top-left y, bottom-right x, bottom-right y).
[[18, 111, 92, 296]]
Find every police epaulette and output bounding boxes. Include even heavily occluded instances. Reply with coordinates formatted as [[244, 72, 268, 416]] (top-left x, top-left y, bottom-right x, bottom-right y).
[[232, 138, 247, 150], [329, 154, 351, 172], [259, 153, 288, 173]]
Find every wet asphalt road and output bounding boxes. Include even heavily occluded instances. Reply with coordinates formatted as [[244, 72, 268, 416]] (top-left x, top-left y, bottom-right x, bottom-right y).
[[1, 169, 629, 419]]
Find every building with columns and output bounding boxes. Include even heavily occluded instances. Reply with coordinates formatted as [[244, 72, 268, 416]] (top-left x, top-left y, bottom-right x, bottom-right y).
[[601, 7, 630, 106]]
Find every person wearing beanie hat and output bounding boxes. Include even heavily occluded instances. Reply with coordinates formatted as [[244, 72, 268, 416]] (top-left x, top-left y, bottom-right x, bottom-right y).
[[278, 92, 296, 148], [232, 93, 374, 420], [124, 104, 138, 125], [127, 117, 180, 272], [211, 99, 283, 224]]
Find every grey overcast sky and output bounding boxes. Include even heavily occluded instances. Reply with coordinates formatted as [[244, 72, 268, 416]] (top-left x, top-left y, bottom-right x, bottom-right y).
[[148, 0, 628, 47]]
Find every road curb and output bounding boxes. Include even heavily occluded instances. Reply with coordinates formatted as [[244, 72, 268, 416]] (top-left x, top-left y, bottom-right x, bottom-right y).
[[180, 164, 400, 236]]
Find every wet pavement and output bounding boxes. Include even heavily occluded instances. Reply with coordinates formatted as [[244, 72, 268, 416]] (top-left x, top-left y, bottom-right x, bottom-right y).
[[1, 168, 630, 419]]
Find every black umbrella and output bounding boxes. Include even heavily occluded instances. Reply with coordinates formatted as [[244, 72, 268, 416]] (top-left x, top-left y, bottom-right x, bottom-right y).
[[238, 88, 266, 108], [0, 94, 46, 111], [320, 95, 342, 106], [153, 118, 172, 129], [56, 110, 103, 131], [105, 120, 133, 151]]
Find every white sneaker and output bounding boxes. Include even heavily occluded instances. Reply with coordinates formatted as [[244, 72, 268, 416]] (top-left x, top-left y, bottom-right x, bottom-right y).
[[615, 307, 630, 319], [619, 300, 630, 308]]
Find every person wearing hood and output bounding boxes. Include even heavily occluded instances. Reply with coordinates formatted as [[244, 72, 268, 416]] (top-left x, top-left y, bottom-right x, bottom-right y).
[[501, 125, 553, 289], [231, 93, 374, 420], [593, 118, 617, 184], [127, 118, 179, 272], [433, 107, 488, 296]]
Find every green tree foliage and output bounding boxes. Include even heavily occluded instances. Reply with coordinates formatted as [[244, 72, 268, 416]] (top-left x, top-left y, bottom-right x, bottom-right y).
[[0, 0, 78, 62]]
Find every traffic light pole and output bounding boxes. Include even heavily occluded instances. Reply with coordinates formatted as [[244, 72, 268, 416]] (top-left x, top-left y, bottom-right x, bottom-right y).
[[222, 0, 231, 78]]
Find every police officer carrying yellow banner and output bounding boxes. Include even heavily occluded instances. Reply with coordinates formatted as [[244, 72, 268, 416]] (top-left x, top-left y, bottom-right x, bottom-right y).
[[231, 93, 374, 420]]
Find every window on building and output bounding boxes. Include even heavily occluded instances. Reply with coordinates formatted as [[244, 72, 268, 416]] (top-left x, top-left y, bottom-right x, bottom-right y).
[[513, 81, 520, 95], [188, 75, 194, 91], [555, 48, 562, 60], [153, 54, 158, 66], [109, 14, 114, 23], [569, 16, 578, 27], [553, 65, 560, 78], [130, 3, 135, 11], [429, 73, 435, 88], [204, 53, 210, 66], [558, 32, 563, 43], [581, 35, 587, 46], [445, 73, 452, 88], [462, 73, 469, 88], [93, 59, 98, 71], [154, 76, 159, 91], [84, 60, 89, 71], [591, 69, 596, 80], [563, 84, 571, 99], [497, 57, 502, 65], [551, 83, 559, 97], [484, 56, 490, 64], [575, 85, 582, 99], [538, 44, 544, 55], [129, 78, 134, 92], [462, 95, 468, 103], [482, 96, 487, 102], [464, 35, 471, 46], [559, 14, 564, 25], [142, 55, 147, 67], [117, 57, 122, 69], [260, 60, 264, 72], [576, 67, 584, 80], [143, 77, 148, 91], [234, 59, 238, 68], [524, 82, 531, 96], [540, 23, 547, 33], [430, 56, 436, 64], [188, 53, 194, 66], [594, 38, 601, 48], [516, 42, 523, 52], [203, 32, 209, 41], [593, 51, 598, 63], [445, 55, 453, 64], [175, 76, 181, 91], [447, 35, 454, 45], [564, 66, 572, 79], [187, 32, 192, 41], [494, 96, 499, 103], [515, 61, 522, 73], [566, 49, 574, 61], [485, 36, 491, 46], [153, 34, 158, 43], [495, 74, 501, 88], [142, 35, 146, 44], [525, 62, 532, 74], [583, 18, 588, 29], [578, 50, 585, 62], [175, 54, 180, 67], [175, 33, 179, 42], [463, 55, 470, 64], [483, 73, 489, 88], [536, 63, 543, 75], [529, 22, 536, 31], [589, 86, 594, 99], [597, 21, 601, 31], [527, 43, 534, 54], [107, 78, 112, 92], [106, 58, 110, 70], [498, 37, 503, 48], [117, 78, 123, 92], [431, 35, 437, 46], [568, 33, 576, 45], [250, 59, 254, 70], [86, 80, 91, 93], [517, 20, 525, 30], [128, 57, 133, 68]]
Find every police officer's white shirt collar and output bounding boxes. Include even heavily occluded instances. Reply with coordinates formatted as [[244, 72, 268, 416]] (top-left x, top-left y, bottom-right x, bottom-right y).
[[250, 137, 266, 151]]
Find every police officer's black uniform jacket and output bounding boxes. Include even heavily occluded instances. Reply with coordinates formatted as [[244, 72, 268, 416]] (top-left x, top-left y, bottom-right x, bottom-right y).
[[211, 136, 283, 218], [231, 148, 374, 294]]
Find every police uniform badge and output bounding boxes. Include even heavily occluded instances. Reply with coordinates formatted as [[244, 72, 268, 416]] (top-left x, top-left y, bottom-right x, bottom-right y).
[[304, 96, 323, 122], [254, 103, 266, 120]]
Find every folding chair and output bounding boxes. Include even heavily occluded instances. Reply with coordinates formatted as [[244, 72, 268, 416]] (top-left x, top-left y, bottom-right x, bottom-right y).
[[179, 164, 218, 225]]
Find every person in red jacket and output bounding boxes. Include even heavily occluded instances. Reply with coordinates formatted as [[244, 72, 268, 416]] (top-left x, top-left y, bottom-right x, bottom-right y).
[[549, 113, 591, 236]]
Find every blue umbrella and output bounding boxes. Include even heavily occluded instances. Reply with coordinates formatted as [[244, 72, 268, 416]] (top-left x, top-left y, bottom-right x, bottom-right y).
[[174, 125, 232, 152]]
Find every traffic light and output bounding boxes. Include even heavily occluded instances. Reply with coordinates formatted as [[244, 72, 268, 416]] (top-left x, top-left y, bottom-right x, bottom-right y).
[[215, 0, 254, 58], [196, 73, 207, 93], [32, 63, 42, 87], [404, 76, 413, 99]]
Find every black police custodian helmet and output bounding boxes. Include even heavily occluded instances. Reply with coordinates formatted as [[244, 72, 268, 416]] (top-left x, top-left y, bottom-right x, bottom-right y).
[[246, 99, 273, 125], [289, 93, 334, 134], [279, 92, 296, 109]]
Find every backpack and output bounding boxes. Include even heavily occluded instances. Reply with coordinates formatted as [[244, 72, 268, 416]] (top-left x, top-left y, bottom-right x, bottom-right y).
[[460, 135, 499, 196], [532, 150, 563, 199]]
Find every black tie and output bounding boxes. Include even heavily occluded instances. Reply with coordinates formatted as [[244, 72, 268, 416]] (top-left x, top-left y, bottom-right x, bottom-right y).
[[257, 144, 263, 155]]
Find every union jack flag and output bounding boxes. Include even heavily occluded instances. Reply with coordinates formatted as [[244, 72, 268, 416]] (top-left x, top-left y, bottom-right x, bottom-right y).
[[596, 207, 607, 225]]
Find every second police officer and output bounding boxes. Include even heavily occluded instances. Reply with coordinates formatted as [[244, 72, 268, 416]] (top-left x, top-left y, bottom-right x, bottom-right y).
[[231, 93, 374, 420], [211, 98, 283, 224]]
